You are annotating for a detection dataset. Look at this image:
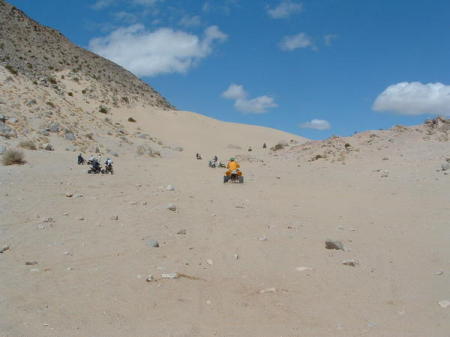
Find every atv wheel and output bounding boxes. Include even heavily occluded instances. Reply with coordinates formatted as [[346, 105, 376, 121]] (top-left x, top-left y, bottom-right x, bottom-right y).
[[239, 176, 244, 184]]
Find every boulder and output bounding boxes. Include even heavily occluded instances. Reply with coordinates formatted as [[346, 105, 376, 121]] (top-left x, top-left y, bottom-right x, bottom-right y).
[[0, 122, 16, 138], [325, 240, 344, 250]]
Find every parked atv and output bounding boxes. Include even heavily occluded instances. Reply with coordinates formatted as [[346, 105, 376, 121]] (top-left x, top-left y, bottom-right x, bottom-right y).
[[101, 163, 114, 175], [88, 161, 101, 174], [224, 170, 244, 183]]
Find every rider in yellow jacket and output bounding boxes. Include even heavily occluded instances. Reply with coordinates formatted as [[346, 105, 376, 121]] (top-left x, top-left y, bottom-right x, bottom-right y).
[[226, 158, 242, 176]]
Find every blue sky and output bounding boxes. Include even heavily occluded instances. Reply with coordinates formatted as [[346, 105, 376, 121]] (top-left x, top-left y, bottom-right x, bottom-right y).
[[8, 0, 450, 139]]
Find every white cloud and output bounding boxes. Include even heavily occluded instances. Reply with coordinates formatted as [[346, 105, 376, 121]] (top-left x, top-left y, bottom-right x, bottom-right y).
[[279, 33, 313, 51], [89, 24, 227, 77], [222, 84, 277, 114], [179, 15, 202, 27], [91, 0, 116, 10], [373, 82, 450, 116], [300, 119, 331, 130], [324, 34, 338, 46], [267, 0, 303, 19]]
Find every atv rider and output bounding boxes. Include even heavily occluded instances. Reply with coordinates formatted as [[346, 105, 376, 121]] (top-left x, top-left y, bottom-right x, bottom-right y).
[[90, 157, 101, 173], [78, 153, 85, 165], [225, 157, 242, 177]]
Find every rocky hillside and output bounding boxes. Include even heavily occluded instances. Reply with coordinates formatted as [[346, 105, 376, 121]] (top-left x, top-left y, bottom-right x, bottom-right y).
[[0, 0, 172, 110]]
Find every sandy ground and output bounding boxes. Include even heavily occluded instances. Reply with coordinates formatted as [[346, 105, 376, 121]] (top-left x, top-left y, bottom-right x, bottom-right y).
[[1, 127, 449, 337]]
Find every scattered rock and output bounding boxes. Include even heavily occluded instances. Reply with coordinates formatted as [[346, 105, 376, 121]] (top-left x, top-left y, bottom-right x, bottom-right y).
[[0, 245, 10, 254], [441, 163, 450, 171], [161, 272, 179, 279], [43, 143, 54, 151], [342, 259, 358, 267], [147, 240, 160, 248], [166, 184, 175, 191], [25, 261, 38, 265], [380, 170, 389, 178], [65, 193, 73, 198], [438, 300, 450, 308], [145, 275, 154, 282], [259, 287, 277, 294], [0, 122, 16, 138], [167, 203, 177, 211], [177, 229, 187, 235], [64, 132, 76, 141], [128, 117, 136, 122], [111, 215, 119, 221], [325, 240, 344, 250], [48, 123, 60, 133], [295, 266, 313, 272]]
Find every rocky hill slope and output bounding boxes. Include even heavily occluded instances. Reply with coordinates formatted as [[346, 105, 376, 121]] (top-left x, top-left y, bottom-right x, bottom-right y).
[[0, 0, 172, 110]]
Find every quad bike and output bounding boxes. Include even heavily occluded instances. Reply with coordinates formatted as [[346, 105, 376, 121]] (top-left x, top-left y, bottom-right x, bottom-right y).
[[209, 160, 217, 168], [101, 163, 114, 175], [88, 161, 102, 174], [224, 170, 244, 184]]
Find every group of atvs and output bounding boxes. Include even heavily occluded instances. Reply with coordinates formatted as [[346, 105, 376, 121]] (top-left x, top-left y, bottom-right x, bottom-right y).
[[207, 157, 244, 184], [78, 154, 114, 175]]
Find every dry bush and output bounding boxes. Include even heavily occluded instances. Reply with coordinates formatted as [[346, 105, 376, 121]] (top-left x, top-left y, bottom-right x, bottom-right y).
[[2, 149, 26, 165], [19, 140, 37, 150]]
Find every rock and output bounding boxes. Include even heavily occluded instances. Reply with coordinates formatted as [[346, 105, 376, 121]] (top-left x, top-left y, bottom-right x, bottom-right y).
[[145, 275, 154, 282], [296, 266, 313, 272], [0, 114, 7, 122], [73, 194, 83, 198], [434, 271, 444, 276], [146, 240, 160, 248], [441, 163, 450, 171], [8, 118, 18, 124], [25, 261, 38, 265], [48, 123, 60, 133], [342, 259, 358, 267], [166, 184, 175, 191], [64, 132, 76, 141], [259, 287, 277, 294], [111, 215, 119, 221], [65, 193, 73, 198], [167, 203, 177, 211], [206, 259, 213, 265], [0, 122, 16, 138], [438, 300, 450, 308], [380, 170, 389, 178], [325, 240, 344, 250], [0, 145, 6, 154], [173, 146, 183, 152], [161, 272, 179, 279], [0, 245, 10, 253], [43, 143, 54, 151], [177, 229, 187, 235]]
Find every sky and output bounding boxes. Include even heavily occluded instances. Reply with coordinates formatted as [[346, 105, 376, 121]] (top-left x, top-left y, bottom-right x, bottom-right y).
[[7, 0, 450, 139]]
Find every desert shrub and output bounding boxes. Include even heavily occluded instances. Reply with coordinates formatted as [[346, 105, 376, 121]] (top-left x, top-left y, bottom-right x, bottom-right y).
[[68, 92, 73, 96], [5, 64, 18, 75], [99, 106, 109, 114], [46, 101, 56, 108], [19, 140, 37, 150], [122, 96, 129, 103], [2, 149, 25, 165], [48, 77, 57, 84], [128, 117, 136, 122], [271, 143, 285, 151]]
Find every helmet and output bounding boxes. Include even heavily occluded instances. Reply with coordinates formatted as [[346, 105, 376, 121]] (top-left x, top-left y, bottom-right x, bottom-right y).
[[230, 157, 235, 161]]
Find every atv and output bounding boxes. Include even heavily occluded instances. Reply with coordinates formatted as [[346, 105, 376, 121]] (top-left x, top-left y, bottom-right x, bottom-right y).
[[88, 161, 102, 174], [101, 163, 114, 175], [224, 170, 244, 184]]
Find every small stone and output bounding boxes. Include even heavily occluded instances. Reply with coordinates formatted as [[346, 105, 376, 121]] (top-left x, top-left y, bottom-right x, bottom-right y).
[[296, 266, 313, 272], [78, 217, 85, 221], [441, 163, 450, 171], [438, 300, 450, 308], [30, 268, 40, 272], [145, 275, 154, 282], [176, 229, 187, 235], [325, 240, 344, 250], [258, 236, 268, 241], [147, 240, 160, 248], [129, 201, 138, 205], [167, 203, 177, 211], [25, 261, 38, 265], [434, 271, 444, 276], [206, 259, 213, 265], [234, 254, 239, 260], [342, 259, 358, 267], [259, 287, 277, 294], [66, 267, 73, 271], [65, 193, 73, 198], [73, 194, 83, 198], [166, 184, 175, 191], [43, 143, 54, 151], [142, 201, 147, 206], [0, 245, 10, 253], [111, 215, 119, 221], [8, 117, 18, 123], [161, 272, 179, 279]]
